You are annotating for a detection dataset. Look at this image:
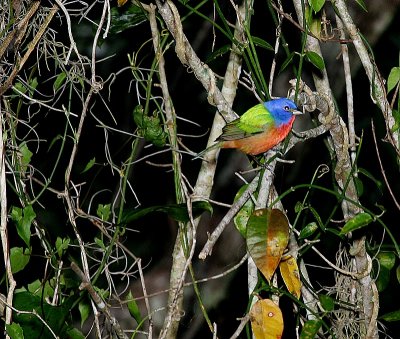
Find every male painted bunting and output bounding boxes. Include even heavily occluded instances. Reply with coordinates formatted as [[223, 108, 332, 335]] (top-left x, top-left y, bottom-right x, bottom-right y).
[[198, 98, 302, 157]]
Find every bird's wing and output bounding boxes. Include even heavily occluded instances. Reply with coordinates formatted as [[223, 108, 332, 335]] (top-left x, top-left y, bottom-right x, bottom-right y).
[[218, 118, 273, 141], [218, 104, 275, 141]]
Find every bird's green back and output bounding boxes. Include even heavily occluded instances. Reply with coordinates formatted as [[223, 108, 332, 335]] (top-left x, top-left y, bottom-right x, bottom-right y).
[[239, 103, 274, 127]]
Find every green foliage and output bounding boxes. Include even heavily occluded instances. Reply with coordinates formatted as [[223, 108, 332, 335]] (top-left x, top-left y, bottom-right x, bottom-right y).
[[319, 294, 335, 312], [340, 213, 373, 235], [126, 291, 142, 324], [10, 247, 30, 274], [354, 0, 368, 12], [10, 205, 35, 247], [387, 67, 400, 93], [300, 320, 322, 338], [308, 0, 326, 13], [305, 51, 325, 71], [55, 237, 70, 258], [96, 203, 111, 221], [81, 157, 96, 173], [1, 0, 399, 338], [53, 72, 67, 92], [79, 301, 90, 327], [120, 201, 212, 224], [109, 4, 147, 36], [380, 310, 400, 322], [12, 291, 75, 338], [299, 222, 318, 239], [133, 105, 167, 147], [6, 322, 24, 339], [18, 143, 33, 174], [233, 184, 256, 237]]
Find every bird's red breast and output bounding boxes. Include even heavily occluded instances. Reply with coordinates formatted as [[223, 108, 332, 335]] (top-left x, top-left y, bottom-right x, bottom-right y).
[[221, 115, 295, 155]]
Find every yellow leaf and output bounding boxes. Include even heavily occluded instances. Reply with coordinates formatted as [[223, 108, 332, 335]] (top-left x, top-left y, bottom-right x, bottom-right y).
[[117, 0, 128, 7], [247, 209, 290, 282], [280, 257, 302, 299], [250, 299, 284, 339]]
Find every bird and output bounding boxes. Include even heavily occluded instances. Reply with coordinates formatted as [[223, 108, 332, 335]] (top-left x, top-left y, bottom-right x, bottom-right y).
[[197, 98, 302, 157]]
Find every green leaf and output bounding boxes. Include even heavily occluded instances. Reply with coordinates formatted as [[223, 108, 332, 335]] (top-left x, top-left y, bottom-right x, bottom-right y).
[[79, 301, 90, 327], [19, 142, 33, 174], [65, 328, 85, 339], [308, 205, 325, 231], [27, 279, 54, 299], [109, 5, 147, 36], [6, 322, 24, 339], [10, 247, 30, 274], [305, 7, 321, 37], [299, 222, 318, 239], [377, 252, 396, 270], [47, 135, 63, 151], [233, 184, 256, 237], [10, 205, 36, 247], [376, 266, 390, 292], [300, 319, 322, 338], [279, 52, 295, 74], [133, 105, 167, 147], [13, 81, 28, 95], [340, 212, 373, 235], [380, 310, 400, 322], [294, 201, 303, 213], [354, 176, 364, 196], [120, 201, 212, 224], [308, 0, 325, 13], [354, 0, 368, 12], [396, 265, 400, 284], [126, 291, 142, 324], [392, 109, 400, 133], [13, 292, 75, 338], [97, 203, 111, 221], [305, 51, 325, 70], [251, 37, 274, 51], [206, 45, 231, 63], [358, 168, 383, 193], [94, 237, 106, 250], [56, 237, 70, 257], [28, 78, 38, 97], [319, 294, 335, 312], [387, 66, 400, 94], [53, 72, 67, 92], [81, 157, 96, 173]]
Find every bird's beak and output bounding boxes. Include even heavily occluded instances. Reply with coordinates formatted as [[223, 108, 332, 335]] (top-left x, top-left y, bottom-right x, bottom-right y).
[[291, 109, 303, 115]]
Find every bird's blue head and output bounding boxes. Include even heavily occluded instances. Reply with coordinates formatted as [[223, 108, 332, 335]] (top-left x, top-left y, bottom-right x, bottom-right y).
[[264, 98, 300, 126]]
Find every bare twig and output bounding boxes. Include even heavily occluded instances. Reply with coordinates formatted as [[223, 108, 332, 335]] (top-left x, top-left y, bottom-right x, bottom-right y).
[[0, 101, 16, 336], [336, 16, 356, 165], [332, 0, 399, 155], [71, 262, 129, 339], [199, 173, 260, 260], [0, 4, 58, 97], [371, 120, 400, 211]]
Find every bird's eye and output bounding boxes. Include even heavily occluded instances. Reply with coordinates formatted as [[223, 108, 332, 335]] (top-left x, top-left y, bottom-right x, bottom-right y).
[[284, 105, 290, 111]]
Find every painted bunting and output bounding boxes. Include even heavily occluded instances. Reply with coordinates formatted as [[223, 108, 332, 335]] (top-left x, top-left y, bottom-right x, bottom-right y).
[[198, 98, 302, 157]]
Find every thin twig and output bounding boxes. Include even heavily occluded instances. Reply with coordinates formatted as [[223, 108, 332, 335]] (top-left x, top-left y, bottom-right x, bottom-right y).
[[336, 15, 356, 165], [268, 0, 283, 96], [199, 173, 260, 260], [0, 100, 16, 336], [371, 120, 400, 211]]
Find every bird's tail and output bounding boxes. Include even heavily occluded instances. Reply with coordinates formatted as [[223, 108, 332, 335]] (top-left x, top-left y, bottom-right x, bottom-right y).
[[193, 141, 222, 160]]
